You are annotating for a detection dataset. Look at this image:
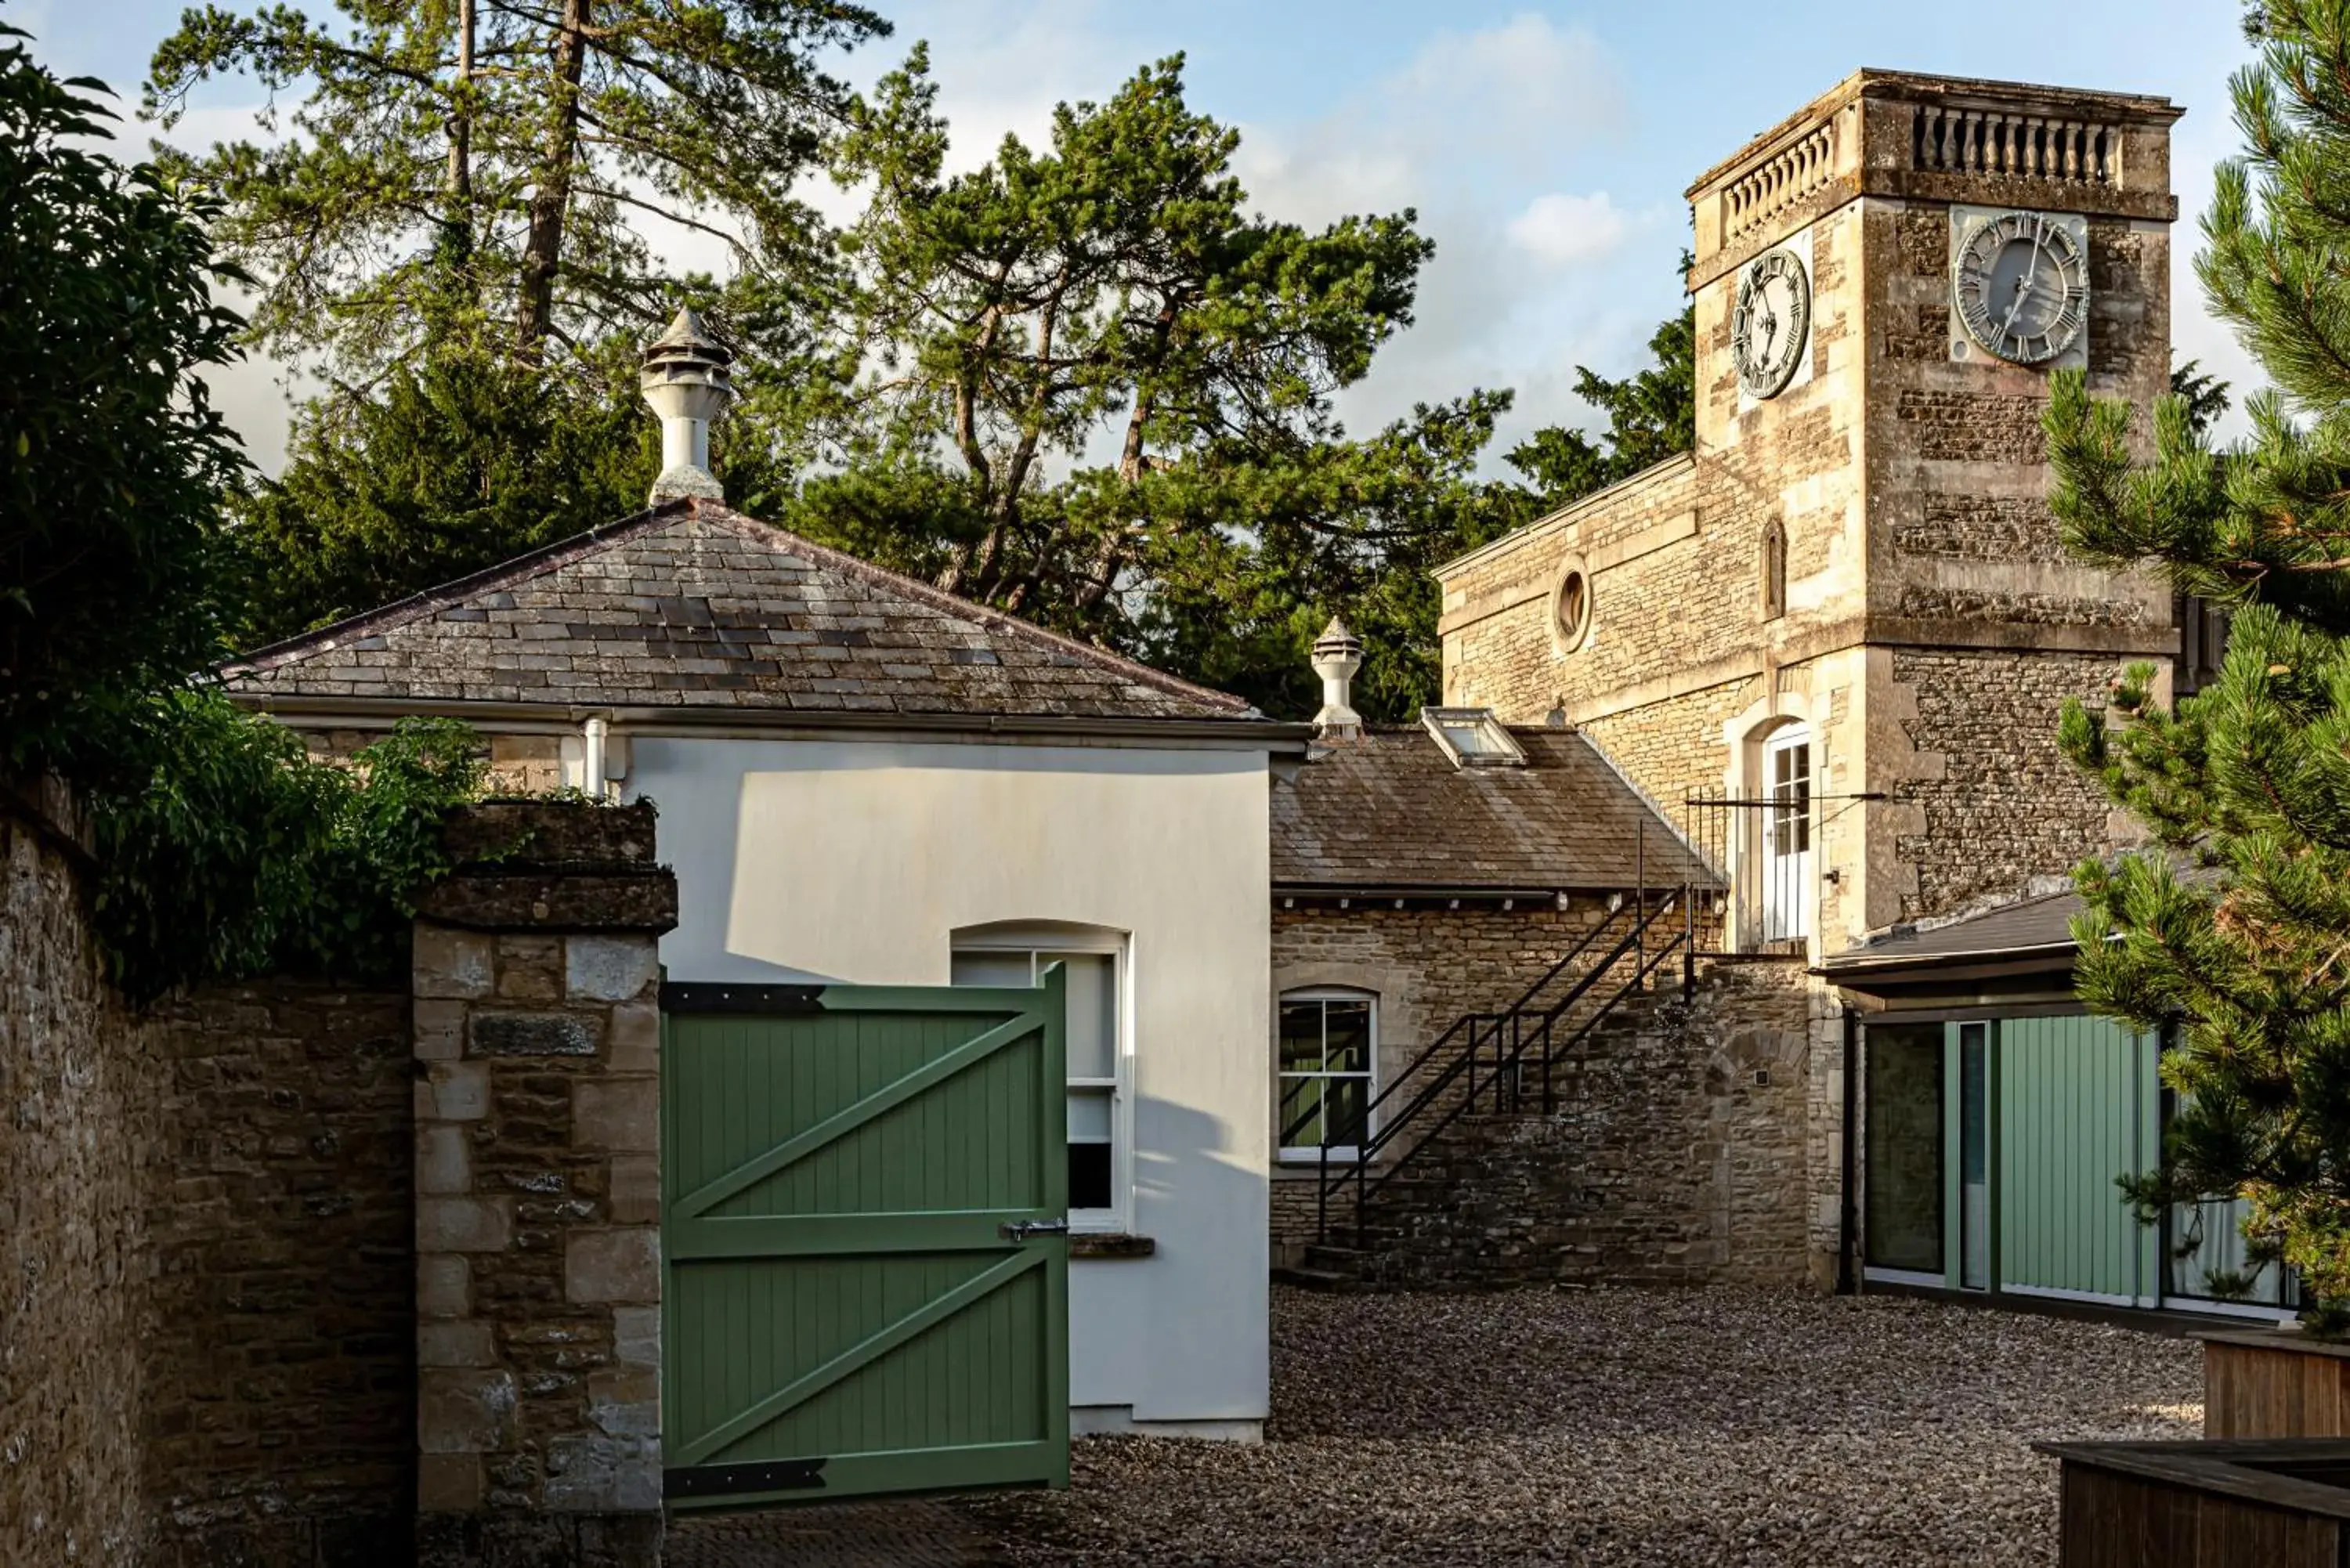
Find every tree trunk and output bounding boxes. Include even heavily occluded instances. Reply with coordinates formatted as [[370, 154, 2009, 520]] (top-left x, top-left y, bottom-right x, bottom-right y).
[[515, 0, 591, 360], [441, 0, 475, 287]]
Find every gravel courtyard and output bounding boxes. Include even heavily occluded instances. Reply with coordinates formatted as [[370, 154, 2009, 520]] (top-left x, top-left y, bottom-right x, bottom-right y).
[[963, 1284, 2201, 1567]]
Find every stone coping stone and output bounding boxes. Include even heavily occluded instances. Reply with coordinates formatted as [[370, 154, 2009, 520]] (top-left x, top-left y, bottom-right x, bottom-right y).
[[443, 800, 658, 870], [417, 871, 678, 934]]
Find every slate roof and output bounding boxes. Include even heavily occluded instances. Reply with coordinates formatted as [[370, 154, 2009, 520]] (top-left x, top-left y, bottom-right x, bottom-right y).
[[1818, 886, 2086, 972], [1271, 726, 1715, 892], [218, 499, 1257, 724]]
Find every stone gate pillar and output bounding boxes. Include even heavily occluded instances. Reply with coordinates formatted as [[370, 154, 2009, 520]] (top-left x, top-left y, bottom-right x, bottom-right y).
[[407, 802, 677, 1567]]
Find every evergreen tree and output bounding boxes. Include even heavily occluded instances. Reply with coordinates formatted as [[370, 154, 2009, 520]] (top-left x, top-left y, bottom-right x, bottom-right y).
[[2043, 0, 2350, 1317], [230, 348, 660, 640], [144, 0, 887, 392], [0, 24, 248, 770]]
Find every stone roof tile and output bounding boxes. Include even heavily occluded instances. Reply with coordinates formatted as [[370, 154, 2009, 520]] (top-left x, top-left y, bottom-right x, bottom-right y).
[[1271, 727, 1716, 892], [218, 499, 1256, 724]]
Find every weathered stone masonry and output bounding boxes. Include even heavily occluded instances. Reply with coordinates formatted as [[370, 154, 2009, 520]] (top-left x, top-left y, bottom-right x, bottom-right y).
[[1, 789, 675, 1568], [409, 801, 676, 1568], [2, 787, 415, 1568]]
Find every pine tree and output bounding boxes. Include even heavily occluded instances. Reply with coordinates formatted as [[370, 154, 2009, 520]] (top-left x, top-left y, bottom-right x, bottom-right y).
[[2044, 0, 2350, 1319]]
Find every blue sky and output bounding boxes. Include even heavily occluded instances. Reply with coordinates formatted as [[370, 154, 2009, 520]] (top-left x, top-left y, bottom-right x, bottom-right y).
[[22, 0, 2260, 471]]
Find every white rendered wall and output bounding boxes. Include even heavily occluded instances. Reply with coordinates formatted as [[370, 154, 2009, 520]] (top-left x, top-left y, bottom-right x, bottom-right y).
[[627, 735, 1272, 1434]]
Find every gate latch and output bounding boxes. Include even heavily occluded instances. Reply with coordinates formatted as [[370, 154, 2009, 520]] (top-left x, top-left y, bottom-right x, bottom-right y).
[[1000, 1218, 1070, 1241]]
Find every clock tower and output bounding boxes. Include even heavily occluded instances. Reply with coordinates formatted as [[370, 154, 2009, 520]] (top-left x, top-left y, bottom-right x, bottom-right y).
[[1437, 70, 2183, 949]]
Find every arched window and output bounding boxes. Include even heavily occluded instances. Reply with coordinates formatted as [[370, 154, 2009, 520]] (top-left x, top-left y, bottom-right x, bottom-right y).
[[1277, 988, 1376, 1162], [1760, 520, 1788, 621]]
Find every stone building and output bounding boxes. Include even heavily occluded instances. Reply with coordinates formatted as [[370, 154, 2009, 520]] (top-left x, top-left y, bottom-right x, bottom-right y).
[[1264, 684, 1720, 1270], [1356, 69, 2193, 1293], [1438, 68, 2181, 951]]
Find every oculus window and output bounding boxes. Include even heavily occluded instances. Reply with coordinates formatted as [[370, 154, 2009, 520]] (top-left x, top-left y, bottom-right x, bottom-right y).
[[951, 933, 1126, 1227]]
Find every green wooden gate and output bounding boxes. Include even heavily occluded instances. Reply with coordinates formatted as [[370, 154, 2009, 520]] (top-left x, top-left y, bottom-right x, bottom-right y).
[[660, 970, 1069, 1508]]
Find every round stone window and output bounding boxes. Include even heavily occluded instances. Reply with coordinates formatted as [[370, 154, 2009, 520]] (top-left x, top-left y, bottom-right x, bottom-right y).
[[1550, 555, 1593, 655]]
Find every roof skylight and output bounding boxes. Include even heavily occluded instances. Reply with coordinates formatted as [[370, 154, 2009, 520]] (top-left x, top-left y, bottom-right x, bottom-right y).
[[1420, 706, 1526, 769]]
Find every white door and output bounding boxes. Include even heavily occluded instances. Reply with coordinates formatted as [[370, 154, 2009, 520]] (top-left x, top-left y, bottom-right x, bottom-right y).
[[1760, 726, 1811, 945]]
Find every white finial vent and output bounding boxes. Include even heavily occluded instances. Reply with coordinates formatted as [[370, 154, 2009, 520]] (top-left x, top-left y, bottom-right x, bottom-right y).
[[1310, 617, 1365, 738], [641, 305, 734, 504]]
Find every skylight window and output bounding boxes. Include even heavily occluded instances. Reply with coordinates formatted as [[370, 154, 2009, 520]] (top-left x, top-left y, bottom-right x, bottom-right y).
[[1421, 706, 1526, 768]]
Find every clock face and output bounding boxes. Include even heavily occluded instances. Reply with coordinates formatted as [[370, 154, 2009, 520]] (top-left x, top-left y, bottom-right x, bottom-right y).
[[1733, 249, 1810, 399], [1953, 211, 2088, 365]]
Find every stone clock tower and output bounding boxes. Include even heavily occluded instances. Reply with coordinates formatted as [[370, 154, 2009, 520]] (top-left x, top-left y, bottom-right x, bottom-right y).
[[1436, 70, 2184, 952]]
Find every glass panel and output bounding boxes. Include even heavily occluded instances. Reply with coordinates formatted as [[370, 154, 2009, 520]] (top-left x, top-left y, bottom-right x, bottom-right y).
[[2163, 1085, 2296, 1307], [1278, 1075, 1324, 1147], [1069, 1087, 1114, 1210], [1321, 1075, 1368, 1149], [1279, 1000, 1325, 1073], [1049, 952, 1117, 1079], [1769, 740, 1810, 855], [1069, 1142, 1114, 1211], [950, 950, 1032, 988], [1068, 1087, 1112, 1142], [1960, 1023, 1989, 1291], [1865, 1024, 1943, 1274], [1323, 1001, 1371, 1074]]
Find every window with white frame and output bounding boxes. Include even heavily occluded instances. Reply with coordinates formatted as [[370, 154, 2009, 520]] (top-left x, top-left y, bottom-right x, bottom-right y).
[[1277, 990, 1376, 1162], [950, 929, 1126, 1229]]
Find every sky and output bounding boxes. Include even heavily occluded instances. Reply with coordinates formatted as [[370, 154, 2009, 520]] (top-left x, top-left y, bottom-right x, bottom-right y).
[[20, 0, 2262, 474]]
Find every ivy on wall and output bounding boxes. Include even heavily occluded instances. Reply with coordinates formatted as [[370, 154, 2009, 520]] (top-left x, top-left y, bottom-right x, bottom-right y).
[[87, 695, 483, 1001]]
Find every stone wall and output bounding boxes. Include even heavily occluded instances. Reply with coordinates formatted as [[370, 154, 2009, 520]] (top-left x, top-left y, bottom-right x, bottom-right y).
[[0, 793, 418, 1567], [1312, 959, 1817, 1289], [1891, 647, 2123, 920], [1, 797, 146, 1564], [1269, 901, 1618, 1259], [1, 789, 671, 1568], [139, 981, 417, 1566], [305, 728, 573, 796], [410, 801, 674, 1568]]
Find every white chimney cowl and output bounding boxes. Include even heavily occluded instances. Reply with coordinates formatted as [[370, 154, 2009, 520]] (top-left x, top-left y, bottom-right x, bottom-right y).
[[641, 305, 734, 504], [1310, 616, 1365, 738]]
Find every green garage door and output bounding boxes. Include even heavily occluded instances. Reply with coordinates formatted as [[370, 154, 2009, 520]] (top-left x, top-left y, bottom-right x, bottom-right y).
[[660, 970, 1069, 1507], [1996, 1014, 2160, 1306]]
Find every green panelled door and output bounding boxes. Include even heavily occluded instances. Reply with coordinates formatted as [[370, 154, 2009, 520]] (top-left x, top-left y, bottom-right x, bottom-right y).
[[660, 970, 1070, 1508], [1995, 1014, 2160, 1306]]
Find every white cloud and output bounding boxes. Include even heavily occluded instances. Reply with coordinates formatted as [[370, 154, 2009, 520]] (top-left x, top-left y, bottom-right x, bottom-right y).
[[1506, 191, 1632, 267], [1234, 13, 1624, 225], [1213, 14, 1651, 461]]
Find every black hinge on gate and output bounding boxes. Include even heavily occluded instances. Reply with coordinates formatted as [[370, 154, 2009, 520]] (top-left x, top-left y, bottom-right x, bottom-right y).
[[660, 981, 826, 1014], [664, 1458, 829, 1499]]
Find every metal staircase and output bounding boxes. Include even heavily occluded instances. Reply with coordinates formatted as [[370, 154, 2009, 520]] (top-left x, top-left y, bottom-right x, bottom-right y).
[[1278, 891, 1694, 1281]]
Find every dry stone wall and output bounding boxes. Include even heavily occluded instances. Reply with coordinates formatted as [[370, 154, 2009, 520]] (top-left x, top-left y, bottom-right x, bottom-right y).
[[1, 802, 146, 1565], [1, 796, 418, 1568]]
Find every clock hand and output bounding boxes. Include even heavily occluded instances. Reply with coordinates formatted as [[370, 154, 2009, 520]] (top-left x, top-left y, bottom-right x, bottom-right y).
[[1998, 232, 2048, 341]]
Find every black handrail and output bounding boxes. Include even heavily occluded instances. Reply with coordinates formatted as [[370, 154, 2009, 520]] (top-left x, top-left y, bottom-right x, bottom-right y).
[[1277, 900, 1637, 1151], [1342, 930, 1693, 1244], [1305, 894, 1691, 1248]]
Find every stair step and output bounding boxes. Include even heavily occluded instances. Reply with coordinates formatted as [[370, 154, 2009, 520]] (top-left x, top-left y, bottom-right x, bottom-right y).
[[1271, 1264, 1354, 1291]]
